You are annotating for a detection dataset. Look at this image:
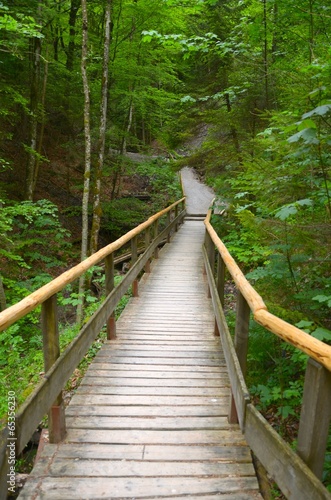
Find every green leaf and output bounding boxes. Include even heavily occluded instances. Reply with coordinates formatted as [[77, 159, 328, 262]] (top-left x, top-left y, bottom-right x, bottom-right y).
[[312, 328, 331, 341], [302, 104, 331, 119], [313, 295, 331, 307], [288, 128, 319, 145], [274, 204, 298, 220]]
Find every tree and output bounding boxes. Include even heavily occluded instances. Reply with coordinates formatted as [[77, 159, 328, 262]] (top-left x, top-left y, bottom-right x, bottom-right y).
[[89, 0, 112, 256]]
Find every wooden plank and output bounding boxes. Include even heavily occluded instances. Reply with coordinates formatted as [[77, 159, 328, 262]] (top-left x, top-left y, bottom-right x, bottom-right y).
[[297, 358, 331, 478], [40, 443, 253, 462], [66, 405, 228, 417], [65, 428, 247, 445], [85, 363, 225, 373], [245, 403, 331, 500], [69, 394, 229, 406], [31, 457, 256, 477], [76, 386, 229, 396], [92, 357, 225, 366], [18, 476, 260, 499], [83, 375, 228, 386], [66, 416, 232, 430], [103, 343, 221, 351], [95, 349, 225, 358]]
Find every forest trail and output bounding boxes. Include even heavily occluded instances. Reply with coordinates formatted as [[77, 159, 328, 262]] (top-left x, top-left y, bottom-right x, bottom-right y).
[[18, 218, 262, 499], [181, 167, 215, 215]]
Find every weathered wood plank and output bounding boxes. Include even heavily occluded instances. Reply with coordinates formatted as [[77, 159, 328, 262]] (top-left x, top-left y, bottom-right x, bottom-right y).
[[66, 416, 232, 430], [76, 386, 229, 397], [65, 428, 247, 445], [18, 476, 261, 499], [31, 457, 256, 477], [92, 356, 225, 366], [102, 343, 221, 351], [40, 443, 253, 462], [245, 403, 331, 500], [86, 363, 225, 373], [69, 393, 229, 406], [83, 374, 228, 386], [66, 405, 228, 417]]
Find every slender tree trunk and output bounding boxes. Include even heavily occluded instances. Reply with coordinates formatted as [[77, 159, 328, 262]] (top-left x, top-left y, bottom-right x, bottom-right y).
[[0, 275, 6, 312], [308, 0, 314, 64], [224, 92, 242, 163], [89, 0, 112, 255], [66, 0, 81, 71], [121, 97, 134, 155], [25, 35, 41, 201], [77, 0, 92, 325], [32, 47, 49, 195], [263, 0, 269, 109]]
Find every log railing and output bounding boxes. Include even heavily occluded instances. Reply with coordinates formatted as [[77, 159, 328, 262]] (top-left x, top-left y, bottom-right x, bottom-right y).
[[203, 207, 331, 500], [0, 198, 186, 496]]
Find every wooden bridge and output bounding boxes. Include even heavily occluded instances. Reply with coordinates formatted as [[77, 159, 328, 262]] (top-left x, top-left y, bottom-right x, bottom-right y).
[[1, 195, 331, 499]]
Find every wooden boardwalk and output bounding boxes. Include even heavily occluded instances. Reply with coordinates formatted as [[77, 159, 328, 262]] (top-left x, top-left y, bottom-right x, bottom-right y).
[[19, 220, 262, 499]]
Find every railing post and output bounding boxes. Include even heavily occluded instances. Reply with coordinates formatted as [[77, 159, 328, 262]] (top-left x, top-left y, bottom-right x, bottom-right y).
[[144, 227, 151, 273], [167, 210, 171, 243], [297, 358, 331, 479], [131, 235, 139, 297], [41, 295, 66, 443], [216, 253, 225, 309], [228, 291, 250, 424], [105, 254, 116, 339], [154, 220, 159, 259], [204, 231, 215, 298], [175, 204, 179, 232]]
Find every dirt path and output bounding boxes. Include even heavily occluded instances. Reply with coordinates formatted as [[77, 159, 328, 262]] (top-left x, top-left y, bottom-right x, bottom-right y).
[[180, 167, 215, 215]]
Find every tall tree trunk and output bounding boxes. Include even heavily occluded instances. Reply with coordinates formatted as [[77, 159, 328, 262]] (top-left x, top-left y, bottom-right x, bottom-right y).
[[262, 0, 269, 109], [32, 47, 49, 195], [121, 96, 134, 155], [25, 35, 41, 201], [77, 0, 92, 325], [89, 0, 112, 256], [224, 92, 242, 163], [66, 0, 81, 71]]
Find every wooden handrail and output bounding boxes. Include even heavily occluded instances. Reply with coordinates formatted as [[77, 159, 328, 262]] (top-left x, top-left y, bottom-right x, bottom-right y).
[[203, 210, 331, 497], [204, 210, 331, 372], [0, 198, 185, 332]]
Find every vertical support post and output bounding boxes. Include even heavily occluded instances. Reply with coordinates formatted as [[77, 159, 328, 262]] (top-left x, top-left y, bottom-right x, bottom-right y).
[[228, 291, 250, 424], [154, 220, 159, 259], [214, 253, 225, 337], [216, 253, 225, 309], [131, 235, 139, 297], [167, 210, 171, 243], [205, 231, 215, 298], [105, 253, 116, 339], [175, 204, 179, 232], [41, 295, 66, 443], [144, 227, 151, 273], [297, 358, 331, 479]]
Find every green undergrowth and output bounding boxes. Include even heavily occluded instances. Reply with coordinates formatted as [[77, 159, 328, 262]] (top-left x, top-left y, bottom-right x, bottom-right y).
[[0, 272, 132, 429]]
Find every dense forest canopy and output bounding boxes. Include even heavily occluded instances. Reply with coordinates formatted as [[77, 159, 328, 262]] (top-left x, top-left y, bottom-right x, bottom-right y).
[[0, 0, 331, 488]]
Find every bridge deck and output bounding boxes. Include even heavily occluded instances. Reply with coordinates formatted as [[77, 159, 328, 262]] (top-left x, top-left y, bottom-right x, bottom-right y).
[[19, 220, 262, 499]]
